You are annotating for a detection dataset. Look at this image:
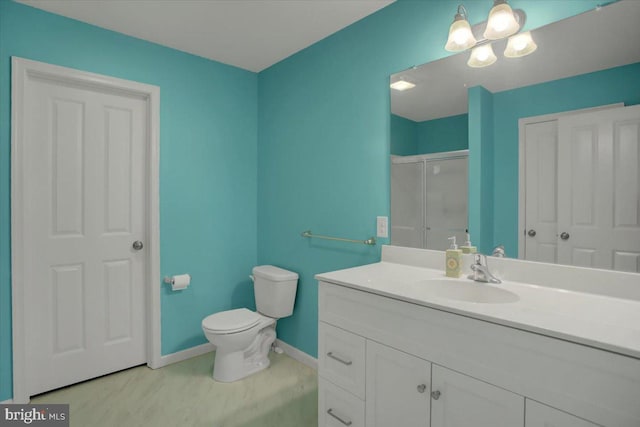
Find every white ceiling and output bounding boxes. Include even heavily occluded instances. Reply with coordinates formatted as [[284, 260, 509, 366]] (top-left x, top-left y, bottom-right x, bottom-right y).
[[17, 0, 394, 72], [391, 0, 640, 122]]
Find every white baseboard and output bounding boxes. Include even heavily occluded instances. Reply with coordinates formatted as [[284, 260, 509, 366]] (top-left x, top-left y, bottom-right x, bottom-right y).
[[152, 339, 316, 371], [153, 343, 215, 369], [276, 339, 317, 370], [1, 399, 14, 404]]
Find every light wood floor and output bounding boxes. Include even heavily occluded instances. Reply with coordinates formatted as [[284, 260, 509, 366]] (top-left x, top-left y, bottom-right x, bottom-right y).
[[31, 351, 318, 427]]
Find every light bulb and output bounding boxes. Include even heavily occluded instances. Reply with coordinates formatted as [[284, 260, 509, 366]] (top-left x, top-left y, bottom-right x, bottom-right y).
[[504, 31, 538, 58], [445, 6, 477, 52], [467, 44, 497, 68], [484, 1, 520, 40]]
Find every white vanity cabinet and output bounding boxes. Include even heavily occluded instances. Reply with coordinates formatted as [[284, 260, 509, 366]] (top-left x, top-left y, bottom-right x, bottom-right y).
[[317, 279, 640, 427]]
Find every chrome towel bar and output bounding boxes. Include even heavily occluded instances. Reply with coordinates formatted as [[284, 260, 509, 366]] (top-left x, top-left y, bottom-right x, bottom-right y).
[[301, 230, 376, 246]]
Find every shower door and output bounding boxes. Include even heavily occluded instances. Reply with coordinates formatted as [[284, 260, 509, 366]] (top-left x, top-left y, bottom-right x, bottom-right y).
[[391, 152, 468, 250], [424, 157, 468, 250]]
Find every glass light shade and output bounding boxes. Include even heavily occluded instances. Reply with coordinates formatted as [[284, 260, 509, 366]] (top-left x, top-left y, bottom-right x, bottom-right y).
[[484, 2, 520, 40], [504, 31, 537, 58], [445, 18, 477, 52], [467, 44, 497, 68]]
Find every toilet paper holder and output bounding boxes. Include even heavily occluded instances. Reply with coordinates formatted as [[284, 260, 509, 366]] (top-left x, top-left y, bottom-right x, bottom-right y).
[[163, 274, 191, 291]]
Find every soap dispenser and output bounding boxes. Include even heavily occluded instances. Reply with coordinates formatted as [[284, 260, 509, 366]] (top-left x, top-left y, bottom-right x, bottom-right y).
[[460, 232, 477, 254], [446, 236, 463, 278]]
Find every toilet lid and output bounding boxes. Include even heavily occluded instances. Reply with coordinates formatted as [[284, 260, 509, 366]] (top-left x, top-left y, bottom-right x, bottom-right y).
[[202, 308, 261, 334]]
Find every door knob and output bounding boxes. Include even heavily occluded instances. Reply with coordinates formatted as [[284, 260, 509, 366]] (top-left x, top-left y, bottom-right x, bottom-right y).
[[417, 384, 427, 393], [527, 229, 536, 237], [431, 390, 441, 400], [560, 232, 570, 241], [132, 241, 144, 250]]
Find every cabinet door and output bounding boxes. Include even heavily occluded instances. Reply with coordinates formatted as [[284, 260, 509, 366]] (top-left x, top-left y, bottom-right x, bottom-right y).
[[526, 400, 600, 427], [431, 365, 524, 427], [366, 341, 430, 427]]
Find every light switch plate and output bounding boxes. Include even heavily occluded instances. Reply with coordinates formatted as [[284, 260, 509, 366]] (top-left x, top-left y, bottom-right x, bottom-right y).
[[377, 216, 389, 238]]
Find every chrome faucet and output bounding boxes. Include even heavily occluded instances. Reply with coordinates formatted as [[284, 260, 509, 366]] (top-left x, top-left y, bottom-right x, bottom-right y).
[[492, 245, 505, 258], [468, 254, 502, 284]]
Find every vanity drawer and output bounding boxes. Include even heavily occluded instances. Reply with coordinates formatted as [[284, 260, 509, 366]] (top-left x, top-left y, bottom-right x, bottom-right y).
[[318, 377, 365, 427], [318, 321, 366, 399]]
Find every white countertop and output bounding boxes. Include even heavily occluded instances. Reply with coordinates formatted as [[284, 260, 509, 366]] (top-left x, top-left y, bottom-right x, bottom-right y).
[[316, 261, 640, 359]]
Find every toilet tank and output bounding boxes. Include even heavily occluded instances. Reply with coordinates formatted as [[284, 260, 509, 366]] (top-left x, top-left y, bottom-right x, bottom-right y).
[[252, 265, 298, 318]]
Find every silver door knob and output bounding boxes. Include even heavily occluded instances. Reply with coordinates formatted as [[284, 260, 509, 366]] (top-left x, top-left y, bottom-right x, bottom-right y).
[[417, 384, 426, 393], [560, 232, 570, 241], [527, 229, 536, 237], [132, 241, 144, 250], [431, 390, 441, 400]]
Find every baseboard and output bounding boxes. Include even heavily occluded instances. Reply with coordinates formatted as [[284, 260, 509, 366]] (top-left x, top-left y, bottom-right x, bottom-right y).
[[275, 339, 317, 370], [152, 339, 316, 371], [153, 343, 215, 369], [1, 399, 14, 404]]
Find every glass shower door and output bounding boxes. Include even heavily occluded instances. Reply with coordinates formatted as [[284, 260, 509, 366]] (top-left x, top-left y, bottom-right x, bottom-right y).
[[424, 157, 468, 250]]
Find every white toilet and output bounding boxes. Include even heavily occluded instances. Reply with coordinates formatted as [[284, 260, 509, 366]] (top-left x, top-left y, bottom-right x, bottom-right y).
[[201, 265, 298, 382]]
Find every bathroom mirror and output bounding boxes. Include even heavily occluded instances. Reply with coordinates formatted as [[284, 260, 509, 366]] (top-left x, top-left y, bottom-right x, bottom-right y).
[[389, 0, 640, 272]]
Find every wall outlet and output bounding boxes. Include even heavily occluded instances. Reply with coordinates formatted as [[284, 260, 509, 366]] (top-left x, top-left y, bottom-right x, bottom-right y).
[[376, 216, 389, 238]]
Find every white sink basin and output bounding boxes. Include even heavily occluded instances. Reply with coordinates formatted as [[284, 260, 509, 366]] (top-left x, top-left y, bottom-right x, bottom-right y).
[[419, 279, 519, 304]]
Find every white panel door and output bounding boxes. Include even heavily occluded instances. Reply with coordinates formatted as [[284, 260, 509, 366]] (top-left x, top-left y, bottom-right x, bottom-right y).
[[525, 400, 600, 427], [524, 121, 559, 263], [23, 71, 147, 395], [557, 105, 640, 271], [391, 160, 426, 248], [366, 340, 430, 427], [431, 365, 524, 427], [425, 157, 468, 251]]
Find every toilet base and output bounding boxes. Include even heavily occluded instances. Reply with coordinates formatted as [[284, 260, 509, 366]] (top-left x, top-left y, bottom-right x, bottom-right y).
[[212, 325, 277, 382]]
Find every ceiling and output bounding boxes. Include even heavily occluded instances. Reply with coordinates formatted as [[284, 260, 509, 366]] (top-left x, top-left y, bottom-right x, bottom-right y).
[[17, 0, 394, 72], [391, 0, 640, 122]]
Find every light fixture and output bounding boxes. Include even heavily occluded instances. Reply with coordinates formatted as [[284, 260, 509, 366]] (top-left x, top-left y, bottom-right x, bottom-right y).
[[390, 80, 416, 91], [445, 5, 477, 52], [467, 44, 497, 68], [484, 0, 520, 40], [444, 2, 535, 68], [504, 31, 537, 58]]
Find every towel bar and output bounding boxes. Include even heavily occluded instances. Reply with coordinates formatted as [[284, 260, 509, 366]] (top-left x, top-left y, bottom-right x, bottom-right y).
[[301, 230, 376, 246]]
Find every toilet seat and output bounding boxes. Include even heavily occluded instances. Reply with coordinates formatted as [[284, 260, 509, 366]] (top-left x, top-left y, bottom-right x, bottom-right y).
[[202, 308, 261, 334]]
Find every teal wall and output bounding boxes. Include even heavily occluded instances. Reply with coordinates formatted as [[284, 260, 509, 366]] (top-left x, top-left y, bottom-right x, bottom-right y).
[[0, 0, 257, 400], [467, 62, 640, 257], [416, 114, 468, 154], [468, 86, 495, 254], [391, 113, 468, 156], [257, 0, 603, 359], [390, 114, 417, 155]]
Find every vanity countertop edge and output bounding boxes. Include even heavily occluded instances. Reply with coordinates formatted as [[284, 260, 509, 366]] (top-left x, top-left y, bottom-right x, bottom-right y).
[[316, 258, 640, 360]]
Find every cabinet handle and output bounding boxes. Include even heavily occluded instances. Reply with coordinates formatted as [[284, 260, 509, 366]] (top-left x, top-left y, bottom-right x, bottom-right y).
[[327, 408, 353, 426], [327, 351, 353, 366], [431, 390, 441, 400], [417, 384, 427, 393]]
